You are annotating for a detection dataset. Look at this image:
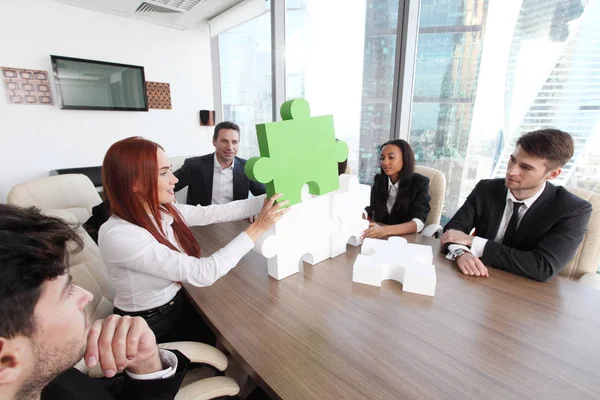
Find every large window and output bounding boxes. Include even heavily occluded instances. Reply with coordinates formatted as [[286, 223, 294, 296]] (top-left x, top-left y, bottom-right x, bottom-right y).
[[409, 0, 600, 224], [218, 12, 272, 159], [215, 0, 599, 233], [285, 0, 399, 183]]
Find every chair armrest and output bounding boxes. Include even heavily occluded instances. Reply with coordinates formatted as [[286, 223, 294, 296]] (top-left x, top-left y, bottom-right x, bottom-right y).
[[421, 224, 442, 238], [159, 342, 228, 371], [578, 272, 600, 289], [175, 376, 240, 400]]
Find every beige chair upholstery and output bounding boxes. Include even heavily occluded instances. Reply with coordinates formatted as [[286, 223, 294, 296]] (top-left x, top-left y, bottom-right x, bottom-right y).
[[41, 208, 240, 399], [559, 188, 600, 288], [414, 165, 446, 237], [414, 165, 446, 226], [170, 155, 200, 204], [7, 174, 102, 223]]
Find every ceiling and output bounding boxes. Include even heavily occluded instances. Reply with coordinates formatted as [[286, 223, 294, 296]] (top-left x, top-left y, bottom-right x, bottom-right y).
[[50, 0, 245, 30]]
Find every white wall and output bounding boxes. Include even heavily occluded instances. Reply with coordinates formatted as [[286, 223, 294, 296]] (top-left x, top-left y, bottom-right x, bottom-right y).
[[0, 0, 215, 201]]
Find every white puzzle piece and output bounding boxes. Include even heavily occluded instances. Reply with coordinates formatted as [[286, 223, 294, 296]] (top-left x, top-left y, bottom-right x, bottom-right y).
[[254, 193, 332, 280], [253, 175, 371, 280], [353, 237, 437, 296], [329, 174, 370, 258]]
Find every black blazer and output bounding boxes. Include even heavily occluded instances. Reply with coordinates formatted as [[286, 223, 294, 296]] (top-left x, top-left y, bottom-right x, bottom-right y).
[[444, 178, 592, 282], [367, 172, 431, 225], [42, 350, 189, 400], [173, 153, 266, 206]]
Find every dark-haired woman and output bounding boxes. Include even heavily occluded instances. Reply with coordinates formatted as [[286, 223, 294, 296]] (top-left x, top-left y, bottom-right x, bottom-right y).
[[363, 139, 431, 239]]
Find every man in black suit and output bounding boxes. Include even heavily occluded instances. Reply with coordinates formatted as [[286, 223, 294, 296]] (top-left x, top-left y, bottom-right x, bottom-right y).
[[0, 204, 189, 400], [174, 121, 266, 215], [441, 129, 592, 282]]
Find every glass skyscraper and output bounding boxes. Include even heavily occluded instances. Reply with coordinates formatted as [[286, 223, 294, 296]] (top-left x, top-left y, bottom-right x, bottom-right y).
[[493, 0, 600, 192]]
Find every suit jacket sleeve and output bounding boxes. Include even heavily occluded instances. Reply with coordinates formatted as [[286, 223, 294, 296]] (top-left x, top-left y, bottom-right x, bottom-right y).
[[42, 350, 190, 400], [365, 174, 382, 219], [249, 180, 266, 196], [444, 180, 481, 234], [407, 176, 431, 224], [481, 201, 592, 282], [174, 159, 192, 192], [110, 350, 189, 400]]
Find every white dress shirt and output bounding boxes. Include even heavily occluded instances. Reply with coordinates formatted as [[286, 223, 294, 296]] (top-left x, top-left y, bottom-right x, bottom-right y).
[[386, 178, 425, 233], [125, 349, 177, 380], [98, 196, 264, 312], [211, 153, 234, 205], [448, 182, 547, 259]]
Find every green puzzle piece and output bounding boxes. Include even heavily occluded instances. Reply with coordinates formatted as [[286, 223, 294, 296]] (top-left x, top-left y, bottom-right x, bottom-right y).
[[245, 98, 349, 207]]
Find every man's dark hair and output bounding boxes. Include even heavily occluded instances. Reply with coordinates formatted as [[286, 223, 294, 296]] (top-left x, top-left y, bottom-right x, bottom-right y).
[[0, 205, 82, 338], [213, 121, 240, 141], [516, 128, 574, 169]]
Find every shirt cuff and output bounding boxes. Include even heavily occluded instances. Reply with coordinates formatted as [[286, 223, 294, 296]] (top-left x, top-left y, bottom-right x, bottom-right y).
[[445, 244, 471, 261], [125, 349, 178, 380], [470, 236, 488, 258], [411, 218, 424, 233]]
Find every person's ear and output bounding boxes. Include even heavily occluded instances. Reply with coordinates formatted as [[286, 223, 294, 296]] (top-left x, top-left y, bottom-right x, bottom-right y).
[[0, 338, 25, 386], [546, 167, 562, 181]]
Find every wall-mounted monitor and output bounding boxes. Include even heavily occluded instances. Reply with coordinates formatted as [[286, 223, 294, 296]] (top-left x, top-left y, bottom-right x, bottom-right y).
[[51, 55, 148, 111]]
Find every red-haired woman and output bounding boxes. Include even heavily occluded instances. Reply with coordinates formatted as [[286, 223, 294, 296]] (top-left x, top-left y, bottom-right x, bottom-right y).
[[98, 137, 286, 344]]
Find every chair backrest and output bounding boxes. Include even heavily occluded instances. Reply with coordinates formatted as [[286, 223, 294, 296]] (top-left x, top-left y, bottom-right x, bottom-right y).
[[559, 187, 600, 280], [170, 155, 200, 204], [414, 165, 446, 226], [42, 209, 116, 321], [7, 174, 102, 223]]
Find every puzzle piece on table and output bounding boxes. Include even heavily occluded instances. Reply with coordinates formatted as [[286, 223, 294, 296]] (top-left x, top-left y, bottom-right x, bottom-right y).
[[254, 193, 333, 280], [245, 98, 349, 207], [254, 175, 372, 280], [353, 237, 436, 296], [329, 174, 370, 258]]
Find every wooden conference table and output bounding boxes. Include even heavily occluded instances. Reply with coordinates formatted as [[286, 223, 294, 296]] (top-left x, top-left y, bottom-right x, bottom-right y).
[[187, 221, 600, 400]]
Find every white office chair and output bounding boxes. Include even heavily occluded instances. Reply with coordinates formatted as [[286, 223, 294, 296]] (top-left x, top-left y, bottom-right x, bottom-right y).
[[7, 174, 102, 223], [43, 209, 240, 399], [414, 165, 446, 237], [561, 187, 600, 289]]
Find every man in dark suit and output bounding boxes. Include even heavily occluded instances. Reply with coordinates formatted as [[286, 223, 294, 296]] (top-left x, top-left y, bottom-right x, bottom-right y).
[[0, 204, 189, 400], [174, 121, 266, 214], [441, 129, 592, 282]]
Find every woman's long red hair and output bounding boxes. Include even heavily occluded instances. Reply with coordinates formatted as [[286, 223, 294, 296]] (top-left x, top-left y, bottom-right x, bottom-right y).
[[102, 137, 201, 257]]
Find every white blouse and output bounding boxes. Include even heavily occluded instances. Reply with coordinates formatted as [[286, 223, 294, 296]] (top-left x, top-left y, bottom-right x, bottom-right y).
[[98, 196, 264, 312]]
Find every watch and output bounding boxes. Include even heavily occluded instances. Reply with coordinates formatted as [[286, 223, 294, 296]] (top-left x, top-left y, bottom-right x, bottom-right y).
[[452, 248, 468, 258]]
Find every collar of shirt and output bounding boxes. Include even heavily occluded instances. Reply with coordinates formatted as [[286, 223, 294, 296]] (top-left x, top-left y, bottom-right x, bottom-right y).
[[213, 152, 234, 172], [387, 177, 399, 193], [507, 181, 547, 209]]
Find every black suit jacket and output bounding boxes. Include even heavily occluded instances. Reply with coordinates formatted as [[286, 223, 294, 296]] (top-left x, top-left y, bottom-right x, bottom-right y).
[[366, 172, 431, 225], [444, 178, 592, 282], [42, 350, 189, 400], [173, 153, 266, 206]]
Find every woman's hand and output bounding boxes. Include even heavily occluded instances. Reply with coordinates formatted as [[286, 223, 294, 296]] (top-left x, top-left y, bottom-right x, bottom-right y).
[[361, 222, 389, 239], [245, 193, 289, 241]]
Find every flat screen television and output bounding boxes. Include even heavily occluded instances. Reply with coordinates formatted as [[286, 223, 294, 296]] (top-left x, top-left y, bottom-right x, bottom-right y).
[[51, 55, 148, 111]]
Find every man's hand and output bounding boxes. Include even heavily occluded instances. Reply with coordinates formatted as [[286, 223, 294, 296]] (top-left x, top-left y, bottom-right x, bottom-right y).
[[85, 315, 161, 378], [248, 215, 256, 223], [440, 229, 474, 247], [456, 252, 489, 277], [362, 222, 388, 239]]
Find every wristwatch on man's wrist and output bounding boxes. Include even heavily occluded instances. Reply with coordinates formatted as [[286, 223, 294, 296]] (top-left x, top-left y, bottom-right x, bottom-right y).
[[452, 248, 468, 258]]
